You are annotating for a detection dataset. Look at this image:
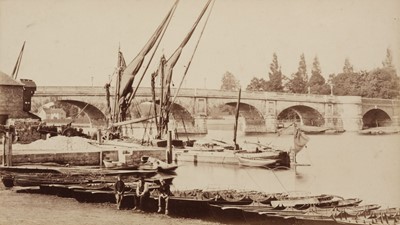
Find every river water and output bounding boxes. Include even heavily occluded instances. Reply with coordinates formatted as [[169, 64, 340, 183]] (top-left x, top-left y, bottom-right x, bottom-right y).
[[171, 129, 400, 208]]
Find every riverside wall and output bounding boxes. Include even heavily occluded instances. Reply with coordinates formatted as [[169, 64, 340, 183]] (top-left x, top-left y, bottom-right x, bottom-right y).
[[0, 149, 166, 166]]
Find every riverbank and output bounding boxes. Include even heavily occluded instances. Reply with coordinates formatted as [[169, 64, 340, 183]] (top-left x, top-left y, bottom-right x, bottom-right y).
[[0, 186, 221, 225]]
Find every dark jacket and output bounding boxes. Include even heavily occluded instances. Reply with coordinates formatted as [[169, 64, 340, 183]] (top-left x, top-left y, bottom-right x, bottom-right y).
[[159, 182, 172, 196], [115, 180, 125, 194]]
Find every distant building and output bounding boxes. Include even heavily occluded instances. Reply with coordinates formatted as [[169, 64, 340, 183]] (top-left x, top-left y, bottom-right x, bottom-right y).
[[0, 70, 38, 125], [37, 108, 67, 120]]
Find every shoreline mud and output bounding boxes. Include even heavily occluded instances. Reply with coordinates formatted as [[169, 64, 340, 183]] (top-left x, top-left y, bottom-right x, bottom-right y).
[[0, 186, 221, 225]]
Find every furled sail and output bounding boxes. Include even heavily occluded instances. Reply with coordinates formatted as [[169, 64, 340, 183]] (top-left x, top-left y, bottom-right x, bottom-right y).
[[293, 127, 310, 154], [113, 50, 127, 122], [162, 0, 212, 109], [118, 1, 178, 108], [157, 0, 212, 137]]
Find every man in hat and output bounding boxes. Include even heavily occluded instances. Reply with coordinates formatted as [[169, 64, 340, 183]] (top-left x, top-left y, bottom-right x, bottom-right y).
[[157, 178, 172, 215], [114, 175, 125, 210], [133, 176, 149, 211]]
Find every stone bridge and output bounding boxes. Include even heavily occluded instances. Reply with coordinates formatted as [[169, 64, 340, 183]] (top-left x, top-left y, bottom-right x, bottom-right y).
[[31, 86, 400, 133]]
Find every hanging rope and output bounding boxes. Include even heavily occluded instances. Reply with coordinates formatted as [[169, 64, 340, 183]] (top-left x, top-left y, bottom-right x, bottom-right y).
[[169, 0, 216, 110], [270, 169, 288, 193], [242, 168, 263, 191], [126, 0, 179, 109]]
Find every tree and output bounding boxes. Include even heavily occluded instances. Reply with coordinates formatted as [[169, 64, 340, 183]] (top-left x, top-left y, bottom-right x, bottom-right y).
[[331, 58, 363, 96], [266, 53, 284, 92], [309, 56, 330, 95], [360, 67, 399, 99], [343, 58, 354, 74], [382, 48, 394, 69], [285, 53, 308, 93], [246, 77, 268, 91], [331, 71, 366, 96], [220, 71, 240, 91]]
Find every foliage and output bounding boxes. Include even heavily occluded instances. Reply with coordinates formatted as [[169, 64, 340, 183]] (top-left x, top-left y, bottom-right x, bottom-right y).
[[243, 49, 399, 99], [361, 67, 399, 99], [330, 71, 365, 96], [266, 53, 284, 92], [343, 58, 354, 74], [285, 53, 308, 93], [220, 71, 240, 91], [309, 56, 330, 95], [246, 77, 268, 91], [331, 68, 399, 99], [382, 48, 394, 69]]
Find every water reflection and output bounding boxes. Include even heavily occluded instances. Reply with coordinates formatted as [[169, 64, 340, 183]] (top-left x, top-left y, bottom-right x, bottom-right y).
[[172, 131, 400, 208]]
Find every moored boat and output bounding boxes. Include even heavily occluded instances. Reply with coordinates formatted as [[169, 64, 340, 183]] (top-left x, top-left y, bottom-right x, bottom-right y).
[[237, 156, 278, 167]]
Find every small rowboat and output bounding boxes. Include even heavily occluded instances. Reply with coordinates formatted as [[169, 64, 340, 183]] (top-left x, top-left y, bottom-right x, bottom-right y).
[[237, 156, 278, 167], [102, 160, 123, 168]]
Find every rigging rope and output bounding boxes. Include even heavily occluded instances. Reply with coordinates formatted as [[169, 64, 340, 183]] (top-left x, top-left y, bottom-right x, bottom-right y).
[[107, 67, 118, 85], [126, 0, 179, 109], [168, 0, 215, 111]]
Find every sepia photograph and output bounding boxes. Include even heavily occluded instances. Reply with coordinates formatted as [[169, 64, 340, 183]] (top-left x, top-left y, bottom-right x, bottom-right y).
[[0, 0, 399, 224]]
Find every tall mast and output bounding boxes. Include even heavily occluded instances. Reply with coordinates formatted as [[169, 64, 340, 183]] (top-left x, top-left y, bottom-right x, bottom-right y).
[[113, 49, 124, 123], [158, 0, 212, 139], [151, 72, 158, 137], [233, 88, 241, 150], [159, 56, 166, 138]]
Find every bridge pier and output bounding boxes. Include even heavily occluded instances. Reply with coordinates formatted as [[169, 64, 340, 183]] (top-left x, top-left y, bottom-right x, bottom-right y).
[[337, 96, 363, 131], [174, 115, 207, 135], [264, 115, 277, 133], [392, 116, 399, 126], [193, 115, 207, 134]]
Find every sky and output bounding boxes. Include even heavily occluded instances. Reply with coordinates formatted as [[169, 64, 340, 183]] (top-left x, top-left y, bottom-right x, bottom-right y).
[[0, 0, 399, 89]]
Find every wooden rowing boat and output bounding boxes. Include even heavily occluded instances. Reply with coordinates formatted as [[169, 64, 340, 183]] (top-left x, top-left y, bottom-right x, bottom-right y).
[[237, 156, 278, 167]]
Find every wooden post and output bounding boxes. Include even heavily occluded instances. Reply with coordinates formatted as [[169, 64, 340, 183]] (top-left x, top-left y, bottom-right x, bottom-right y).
[[99, 150, 103, 168], [4, 131, 12, 166], [2, 134, 5, 166], [97, 129, 102, 145], [166, 131, 172, 164], [8, 131, 12, 166]]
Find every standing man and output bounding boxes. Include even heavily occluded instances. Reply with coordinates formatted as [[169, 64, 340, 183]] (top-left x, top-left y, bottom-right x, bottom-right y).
[[133, 176, 149, 211], [114, 175, 125, 210], [157, 179, 172, 215]]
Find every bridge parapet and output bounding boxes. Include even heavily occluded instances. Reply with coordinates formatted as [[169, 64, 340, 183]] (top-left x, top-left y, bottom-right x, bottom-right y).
[[36, 86, 338, 103], [361, 97, 400, 106], [265, 92, 337, 103], [33, 86, 400, 133]]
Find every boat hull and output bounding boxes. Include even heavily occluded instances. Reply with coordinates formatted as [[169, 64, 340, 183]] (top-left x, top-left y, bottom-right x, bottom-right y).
[[237, 157, 278, 167], [174, 150, 291, 169]]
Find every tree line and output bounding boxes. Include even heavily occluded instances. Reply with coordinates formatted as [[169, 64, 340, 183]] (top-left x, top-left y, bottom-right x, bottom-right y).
[[220, 49, 399, 99]]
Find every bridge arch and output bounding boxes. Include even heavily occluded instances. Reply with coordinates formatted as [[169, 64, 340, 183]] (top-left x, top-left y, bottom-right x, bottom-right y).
[[362, 108, 392, 128], [38, 100, 106, 127], [222, 101, 266, 133], [277, 105, 324, 126], [132, 100, 195, 133]]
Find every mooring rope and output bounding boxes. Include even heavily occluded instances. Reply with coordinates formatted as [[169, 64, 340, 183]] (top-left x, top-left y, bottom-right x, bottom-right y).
[[270, 169, 288, 193], [242, 167, 263, 191]]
